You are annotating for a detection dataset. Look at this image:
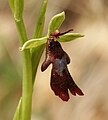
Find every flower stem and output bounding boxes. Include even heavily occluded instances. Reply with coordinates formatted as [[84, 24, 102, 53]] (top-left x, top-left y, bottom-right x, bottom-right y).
[[15, 16, 33, 120], [9, 0, 33, 120]]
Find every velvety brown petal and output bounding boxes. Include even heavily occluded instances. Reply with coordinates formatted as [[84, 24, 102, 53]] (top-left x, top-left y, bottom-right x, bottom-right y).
[[50, 71, 70, 101], [69, 85, 84, 96], [50, 68, 84, 101]]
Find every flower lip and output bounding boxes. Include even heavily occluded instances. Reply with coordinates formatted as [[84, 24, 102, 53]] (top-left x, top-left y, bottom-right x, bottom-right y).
[[50, 67, 84, 101]]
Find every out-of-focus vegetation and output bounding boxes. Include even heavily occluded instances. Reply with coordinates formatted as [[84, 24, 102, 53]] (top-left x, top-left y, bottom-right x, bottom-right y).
[[0, 0, 108, 120]]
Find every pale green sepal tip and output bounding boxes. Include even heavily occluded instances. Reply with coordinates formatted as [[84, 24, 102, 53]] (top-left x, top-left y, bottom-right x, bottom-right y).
[[59, 33, 84, 42], [47, 11, 65, 36], [20, 37, 47, 51]]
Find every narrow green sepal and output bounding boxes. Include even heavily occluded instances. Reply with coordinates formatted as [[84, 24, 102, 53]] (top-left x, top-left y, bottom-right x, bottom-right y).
[[58, 33, 84, 42], [47, 11, 65, 36], [20, 37, 47, 51]]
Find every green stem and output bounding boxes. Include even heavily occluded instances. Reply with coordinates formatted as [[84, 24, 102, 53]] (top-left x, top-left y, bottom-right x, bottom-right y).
[[14, 0, 33, 120], [9, 0, 33, 120], [15, 18, 33, 120]]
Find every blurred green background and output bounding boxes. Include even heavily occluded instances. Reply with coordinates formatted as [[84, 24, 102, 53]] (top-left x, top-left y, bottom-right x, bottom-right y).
[[0, 0, 108, 120]]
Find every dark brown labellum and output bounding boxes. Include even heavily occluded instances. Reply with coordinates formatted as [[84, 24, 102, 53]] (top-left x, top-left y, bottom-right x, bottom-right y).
[[41, 29, 84, 101]]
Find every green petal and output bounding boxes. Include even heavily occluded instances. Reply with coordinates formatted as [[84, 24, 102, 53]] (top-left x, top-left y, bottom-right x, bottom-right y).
[[58, 33, 84, 42], [47, 11, 65, 36], [20, 37, 47, 51]]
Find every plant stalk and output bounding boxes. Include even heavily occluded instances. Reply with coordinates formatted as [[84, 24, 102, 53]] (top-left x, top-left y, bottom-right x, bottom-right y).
[[15, 18, 33, 120]]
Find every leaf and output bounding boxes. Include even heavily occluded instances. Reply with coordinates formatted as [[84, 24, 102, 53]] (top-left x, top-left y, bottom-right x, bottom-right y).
[[13, 98, 22, 120], [58, 33, 84, 42], [33, 0, 48, 38], [31, 0, 48, 82], [9, 0, 14, 15], [47, 11, 65, 36], [20, 37, 47, 51]]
